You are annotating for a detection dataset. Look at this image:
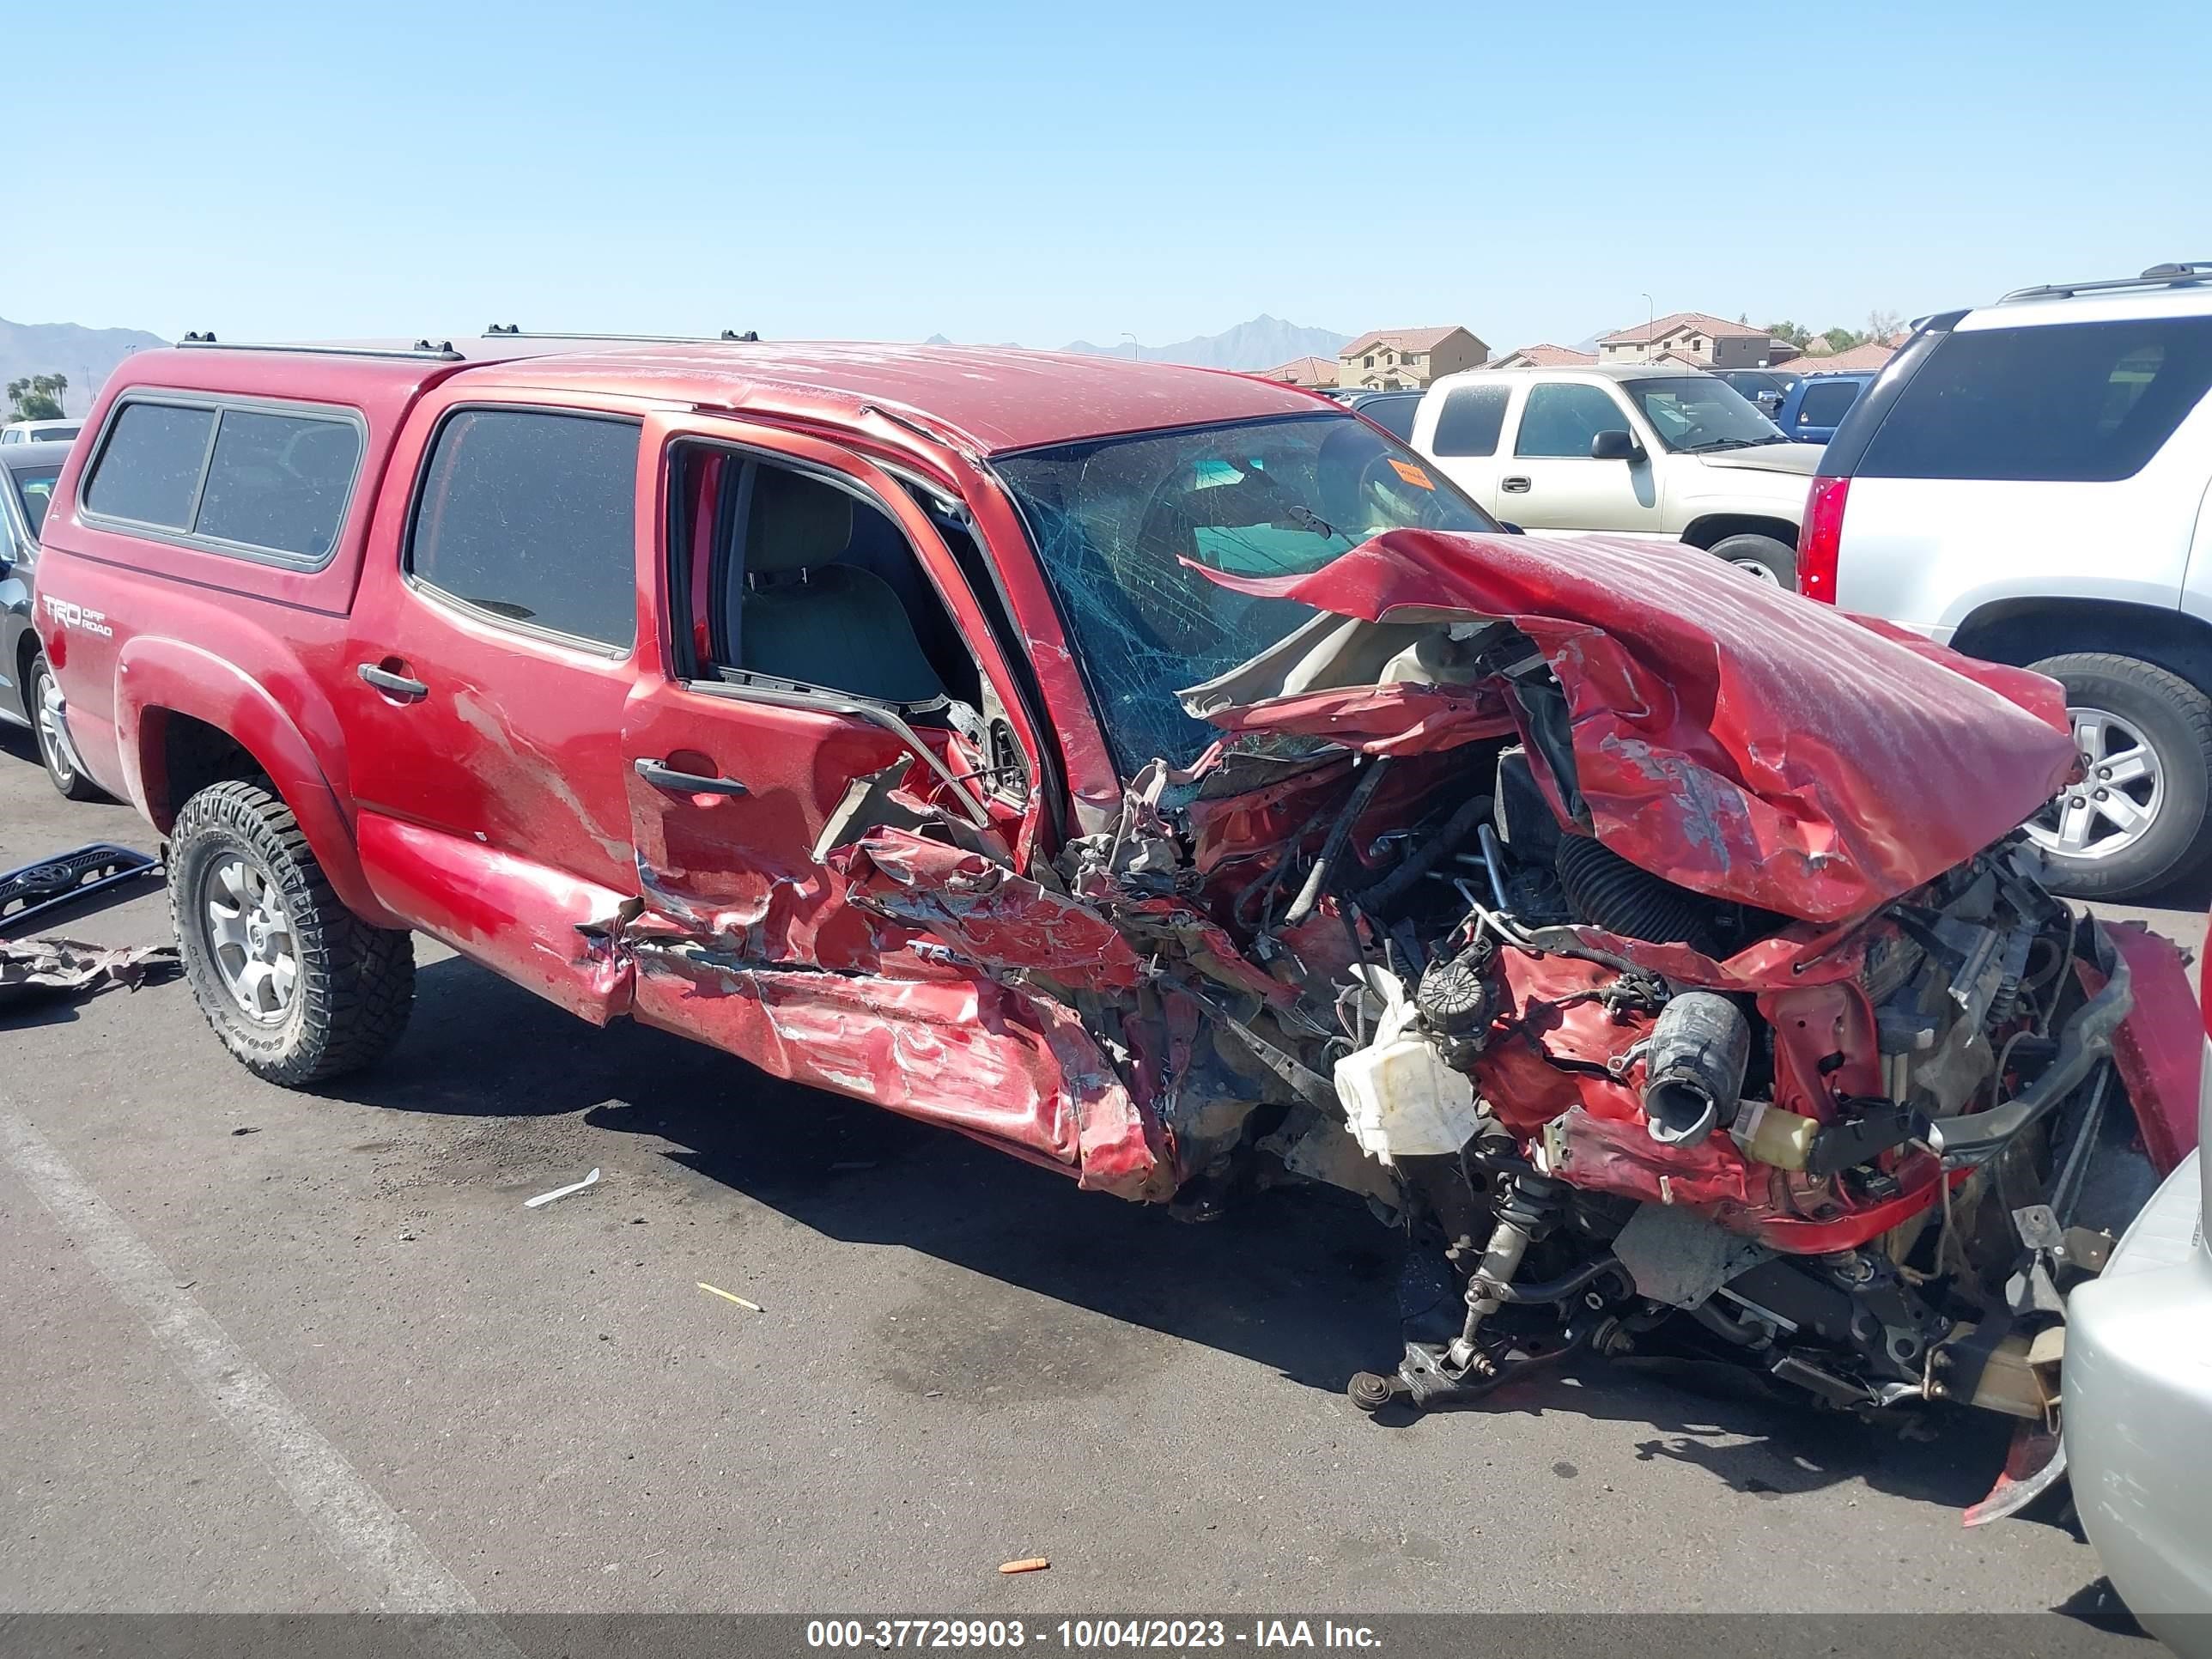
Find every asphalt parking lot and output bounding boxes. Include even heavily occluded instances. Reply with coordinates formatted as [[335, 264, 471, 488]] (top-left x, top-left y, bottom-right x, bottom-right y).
[[2, 726, 2203, 1620]]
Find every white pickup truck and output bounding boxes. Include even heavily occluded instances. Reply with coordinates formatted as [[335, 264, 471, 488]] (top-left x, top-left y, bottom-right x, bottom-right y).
[[1407, 364, 1820, 585]]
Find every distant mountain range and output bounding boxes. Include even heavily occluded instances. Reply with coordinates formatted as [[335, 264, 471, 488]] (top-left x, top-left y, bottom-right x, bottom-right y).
[[1, 317, 167, 416], [927, 315, 1350, 370], [1058, 314, 1350, 371]]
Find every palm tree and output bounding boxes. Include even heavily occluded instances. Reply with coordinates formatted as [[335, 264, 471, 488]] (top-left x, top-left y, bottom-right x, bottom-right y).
[[5, 373, 70, 422]]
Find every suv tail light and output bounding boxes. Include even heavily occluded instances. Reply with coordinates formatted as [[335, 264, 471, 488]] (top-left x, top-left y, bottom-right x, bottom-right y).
[[1797, 475, 1850, 603]]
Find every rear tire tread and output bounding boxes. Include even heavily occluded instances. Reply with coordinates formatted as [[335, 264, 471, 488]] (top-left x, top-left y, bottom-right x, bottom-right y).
[[167, 779, 413, 1085]]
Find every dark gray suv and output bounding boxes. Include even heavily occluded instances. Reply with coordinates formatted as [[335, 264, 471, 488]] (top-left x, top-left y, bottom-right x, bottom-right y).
[[2, 439, 101, 799]]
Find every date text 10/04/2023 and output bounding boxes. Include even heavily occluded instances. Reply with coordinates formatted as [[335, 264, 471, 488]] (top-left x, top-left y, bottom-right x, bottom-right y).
[[804, 1620, 1385, 1650]]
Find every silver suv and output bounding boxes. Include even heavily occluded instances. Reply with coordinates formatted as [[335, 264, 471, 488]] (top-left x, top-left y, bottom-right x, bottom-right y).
[[1799, 263, 2212, 899]]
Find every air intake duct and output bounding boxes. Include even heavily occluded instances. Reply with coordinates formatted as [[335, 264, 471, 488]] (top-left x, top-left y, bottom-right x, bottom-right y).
[[1640, 992, 1751, 1148]]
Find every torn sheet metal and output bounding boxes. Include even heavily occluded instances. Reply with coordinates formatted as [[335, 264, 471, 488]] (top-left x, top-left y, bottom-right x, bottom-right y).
[[834, 829, 1145, 993], [1182, 531, 2078, 923], [1, 935, 177, 1008], [630, 945, 1172, 1200], [2081, 921, 2203, 1174]]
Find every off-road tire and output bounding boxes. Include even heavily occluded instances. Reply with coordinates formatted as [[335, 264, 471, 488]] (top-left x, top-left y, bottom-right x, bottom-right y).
[[1705, 532, 1797, 587], [27, 653, 106, 801], [167, 779, 414, 1085], [2027, 651, 2212, 901]]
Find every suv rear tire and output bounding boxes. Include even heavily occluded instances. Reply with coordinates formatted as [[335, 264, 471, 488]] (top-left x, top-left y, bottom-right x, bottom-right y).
[[1706, 533, 1797, 587], [2024, 651, 2212, 901], [167, 779, 415, 1085]]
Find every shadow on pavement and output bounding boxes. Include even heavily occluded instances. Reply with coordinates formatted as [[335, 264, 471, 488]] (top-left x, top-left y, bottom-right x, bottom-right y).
[[332, 955, 2032, 1519]]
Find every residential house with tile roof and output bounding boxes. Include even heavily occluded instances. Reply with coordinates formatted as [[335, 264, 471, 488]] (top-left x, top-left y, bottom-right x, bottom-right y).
[[1338, 326, 1487, 390], [1599, 312, 1798, 369], [1255, 355, 1340, 389], [1487, 343, 1597, 368], [1787, 338, 1899, 374]]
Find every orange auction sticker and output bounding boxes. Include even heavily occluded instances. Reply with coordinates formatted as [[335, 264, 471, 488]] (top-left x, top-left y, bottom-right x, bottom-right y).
[[1389, 458, 1436, 489]]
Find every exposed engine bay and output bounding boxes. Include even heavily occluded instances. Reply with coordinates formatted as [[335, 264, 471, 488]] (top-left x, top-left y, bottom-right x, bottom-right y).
[[1226, 735, 2140, 1428], [829, 532, 2201, 1519]]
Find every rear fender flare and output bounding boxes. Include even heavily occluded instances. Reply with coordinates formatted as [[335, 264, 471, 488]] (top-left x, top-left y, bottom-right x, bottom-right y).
[[115, 636, 401, 928]]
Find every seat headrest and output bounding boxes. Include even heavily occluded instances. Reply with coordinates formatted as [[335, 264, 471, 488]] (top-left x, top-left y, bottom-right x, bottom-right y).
[[746, 466, 854, 575]]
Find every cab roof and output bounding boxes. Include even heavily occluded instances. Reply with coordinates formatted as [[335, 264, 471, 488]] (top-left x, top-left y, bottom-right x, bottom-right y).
[[459, 340, 1332, 453], [105, 337, 1334, 457], [0, 438, 75, 471]]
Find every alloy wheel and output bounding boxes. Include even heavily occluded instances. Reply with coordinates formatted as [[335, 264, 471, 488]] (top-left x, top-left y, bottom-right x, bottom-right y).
[[200, 853, 300, 1023], [2026, 704, 2163, 862], [33, 665, 76, 788]]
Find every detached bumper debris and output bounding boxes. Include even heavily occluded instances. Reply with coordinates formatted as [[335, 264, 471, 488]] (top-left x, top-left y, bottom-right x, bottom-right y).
[[0, 844, 161, 938], [1, 935, 177, 1011]]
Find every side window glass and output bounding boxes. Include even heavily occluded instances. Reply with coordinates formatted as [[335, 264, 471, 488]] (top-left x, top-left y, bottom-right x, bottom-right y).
[[84, 403, 216, 527], [1364, 396, 1418, 441], [1514, 384, 1627, 458], [195, 410, 361, 559], [1796, 381, 1861, 428], [15, 470, 59, 540], [410, 409, 641, 647], [1857, 318, 2212, 483], [1431, 386, 1510, 457], [82, 399, 361, 562]]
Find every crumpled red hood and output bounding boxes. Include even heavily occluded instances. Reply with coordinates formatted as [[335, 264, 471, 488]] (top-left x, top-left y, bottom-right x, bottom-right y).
[[1184, 531, 2076, 923]]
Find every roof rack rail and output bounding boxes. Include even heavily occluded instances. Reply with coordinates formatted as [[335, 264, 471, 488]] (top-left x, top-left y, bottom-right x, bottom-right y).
[[176, 334, 465, 362], [1998, 262, 2212, 304], [483, 324, 761, 343]]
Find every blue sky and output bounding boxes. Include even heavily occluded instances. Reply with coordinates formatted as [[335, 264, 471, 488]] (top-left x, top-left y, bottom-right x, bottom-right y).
[[15, 0, 2210, 354]]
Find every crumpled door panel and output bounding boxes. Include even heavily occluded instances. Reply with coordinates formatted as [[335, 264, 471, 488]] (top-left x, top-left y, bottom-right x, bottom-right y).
[[630, 941, 1173, 1200]]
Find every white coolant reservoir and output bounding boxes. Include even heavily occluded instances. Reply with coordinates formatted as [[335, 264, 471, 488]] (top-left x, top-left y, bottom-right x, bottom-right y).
[[1334, 967, 1481, 1165]]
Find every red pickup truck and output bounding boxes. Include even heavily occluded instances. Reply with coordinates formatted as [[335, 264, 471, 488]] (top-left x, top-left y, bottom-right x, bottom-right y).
[[34, 333, 2199, 1449]]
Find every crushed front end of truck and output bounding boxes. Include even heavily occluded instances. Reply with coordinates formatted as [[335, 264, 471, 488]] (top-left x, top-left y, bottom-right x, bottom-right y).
[[822, 528, 2201, 1493]]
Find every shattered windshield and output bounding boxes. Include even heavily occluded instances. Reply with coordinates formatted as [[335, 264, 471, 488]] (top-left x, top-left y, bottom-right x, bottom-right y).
[[995, 413, 1498, 771]]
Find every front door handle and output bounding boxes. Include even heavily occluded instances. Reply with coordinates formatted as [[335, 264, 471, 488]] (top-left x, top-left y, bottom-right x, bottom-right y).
[[357, 663, 429, 700], [1500, 476, 1532, 494], [634, 757, 749, 797]]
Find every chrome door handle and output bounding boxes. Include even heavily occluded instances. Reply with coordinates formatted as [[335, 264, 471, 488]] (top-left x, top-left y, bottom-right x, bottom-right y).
[[1501, 476, 1532, 494], [634, 757, 749, 796], [357, 663, 429, 700]]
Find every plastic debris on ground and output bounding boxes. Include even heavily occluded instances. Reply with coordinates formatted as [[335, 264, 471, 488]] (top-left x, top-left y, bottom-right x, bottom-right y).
[[523, 1167, 601, 1208], [1, 936, 177, 1011]]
